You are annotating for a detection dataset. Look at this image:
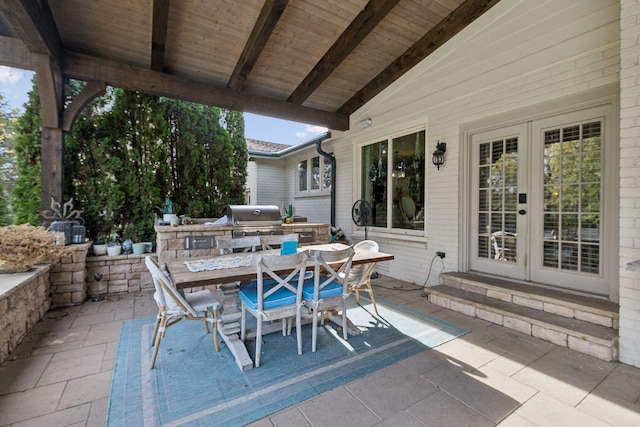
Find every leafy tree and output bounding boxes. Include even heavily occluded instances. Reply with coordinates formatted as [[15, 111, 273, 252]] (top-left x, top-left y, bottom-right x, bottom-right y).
[[0, 93, 17, 225], [12, 76, 42, 225], [101, 89, 168, 241], [13, 78, 249, 242]]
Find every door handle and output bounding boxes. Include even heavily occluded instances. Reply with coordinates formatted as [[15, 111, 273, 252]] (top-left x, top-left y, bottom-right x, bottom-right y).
[[518, 209, 526, 215]]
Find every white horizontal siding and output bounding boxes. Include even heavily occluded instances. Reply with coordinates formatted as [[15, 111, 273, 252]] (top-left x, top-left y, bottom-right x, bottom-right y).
[[619, 0, 640, 367]]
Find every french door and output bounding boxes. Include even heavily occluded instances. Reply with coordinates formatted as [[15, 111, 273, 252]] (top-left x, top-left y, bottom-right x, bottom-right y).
[[469, 107, 612, 296]]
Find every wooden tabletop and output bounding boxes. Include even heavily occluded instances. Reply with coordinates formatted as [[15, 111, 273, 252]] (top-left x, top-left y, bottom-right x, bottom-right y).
[[164, 243, 394, 290]]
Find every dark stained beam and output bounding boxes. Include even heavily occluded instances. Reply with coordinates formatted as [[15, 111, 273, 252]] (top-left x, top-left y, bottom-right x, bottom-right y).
[[150, 0, 171, 72], [64, 51, 349, 130], [63, 80, 106, 132], [288, 0, 399, 105], [0, 0, 62, 67], [227, 0, 288, 90], [0, 35, 35, 69], [338, 0, 501, 115]]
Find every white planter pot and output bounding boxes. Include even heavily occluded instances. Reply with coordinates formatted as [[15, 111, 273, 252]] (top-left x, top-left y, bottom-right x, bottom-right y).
[[92, 244, 107, 256], [107, 245, 122, 256], [163, 214, 177, 224]]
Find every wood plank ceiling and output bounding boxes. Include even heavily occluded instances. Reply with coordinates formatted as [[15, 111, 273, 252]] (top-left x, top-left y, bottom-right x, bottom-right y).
[[0, 0, 500, 131]]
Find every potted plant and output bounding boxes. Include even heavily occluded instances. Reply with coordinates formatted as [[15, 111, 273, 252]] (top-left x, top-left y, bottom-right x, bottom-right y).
[[92, 236, 107, 256], [156, 197, 178, 225], [107, 233, 122, 256]]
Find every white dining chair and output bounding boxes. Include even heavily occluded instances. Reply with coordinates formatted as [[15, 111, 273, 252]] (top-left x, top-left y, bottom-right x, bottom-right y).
[[346, 240, 380, 315], [303, 246, 355, 352], [145, 256, 220, 369], [238, 250, 310, 367]]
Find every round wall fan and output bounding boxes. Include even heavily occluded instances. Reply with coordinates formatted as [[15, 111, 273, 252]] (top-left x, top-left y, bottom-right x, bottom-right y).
[[352, 199, 373, 239]]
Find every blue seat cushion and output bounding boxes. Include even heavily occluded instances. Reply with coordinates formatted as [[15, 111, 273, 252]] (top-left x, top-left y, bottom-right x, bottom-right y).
[[238, 282, 297, 310], [301, 278, 343, 301]]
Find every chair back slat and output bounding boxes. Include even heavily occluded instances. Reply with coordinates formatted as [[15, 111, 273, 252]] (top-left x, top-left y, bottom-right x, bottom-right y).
[[216, 236, 261, 254], [308, 247, 354, 294], [251, 251, 309, 310]]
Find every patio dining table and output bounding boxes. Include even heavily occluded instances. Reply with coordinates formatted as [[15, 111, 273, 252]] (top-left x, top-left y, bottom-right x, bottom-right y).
[[163, 243, 394, 371]]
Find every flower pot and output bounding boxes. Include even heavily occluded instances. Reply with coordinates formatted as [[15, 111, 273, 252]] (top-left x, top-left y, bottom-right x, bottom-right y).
[[132, 243, 146, 255], [163, 214, 177, 224], [143, 242, 153, 253], [107, 245, 122, 256], [93, 244, 107, 256]]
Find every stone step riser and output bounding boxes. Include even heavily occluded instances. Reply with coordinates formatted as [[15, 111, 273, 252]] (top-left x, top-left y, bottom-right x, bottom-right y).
[[440, 276, 618, 329], [428, 292, 618, 362]]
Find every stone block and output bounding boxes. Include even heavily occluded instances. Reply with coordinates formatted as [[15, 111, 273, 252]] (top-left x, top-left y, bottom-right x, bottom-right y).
[[503, 316, 532, 335], [532, 325, 568, 346], [110, 263, 132, 274], [575, 310, 613, 328], [451, 300, 476, 316], [543, 302, 575, 318], [72, 270, 86, 284], [50, 271, 73, 285], [61, 262, 85, 272], [476, 308, 503, 325], [568, 336, 616, 361], [428, 294, 451, 309], [109, 273, 126, 281], [51, 292, 71, 306], [513, 295, 544, 310], [486, 289, 512, 302]]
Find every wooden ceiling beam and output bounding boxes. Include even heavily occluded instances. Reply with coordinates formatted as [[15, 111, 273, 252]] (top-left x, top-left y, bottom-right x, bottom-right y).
[[288, 0, 399, 105], [64, 51, 349, 130], [227, 0, 288, 90], [0, 0, 62, 68], [338, 0, 501, 115], [150, 0, 171, 72], [0, 35, 36, 70]]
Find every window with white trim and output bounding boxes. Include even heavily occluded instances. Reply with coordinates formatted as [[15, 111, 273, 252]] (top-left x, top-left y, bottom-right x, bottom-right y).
[[298, 155, 332, 194], [360, 130, 425, 230]]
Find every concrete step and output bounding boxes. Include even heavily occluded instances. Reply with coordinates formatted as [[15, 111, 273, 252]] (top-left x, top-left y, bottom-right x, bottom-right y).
[[440, 272, 619, 329], [426, 284, 618, 361]]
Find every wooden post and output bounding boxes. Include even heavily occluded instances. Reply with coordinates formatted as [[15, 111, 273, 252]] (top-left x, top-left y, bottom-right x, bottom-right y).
[[34, 55, 64, 225]]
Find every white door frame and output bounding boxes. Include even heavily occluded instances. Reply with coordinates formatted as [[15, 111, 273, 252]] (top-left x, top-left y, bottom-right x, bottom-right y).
[[459, 87, 619, 300]]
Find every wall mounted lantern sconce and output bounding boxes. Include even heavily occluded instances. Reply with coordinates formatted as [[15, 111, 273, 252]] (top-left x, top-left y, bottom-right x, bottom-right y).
[[432, 141, 446, 170]]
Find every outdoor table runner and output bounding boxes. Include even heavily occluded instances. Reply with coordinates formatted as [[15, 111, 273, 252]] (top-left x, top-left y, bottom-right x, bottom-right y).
[[185, 255, 252, 272]]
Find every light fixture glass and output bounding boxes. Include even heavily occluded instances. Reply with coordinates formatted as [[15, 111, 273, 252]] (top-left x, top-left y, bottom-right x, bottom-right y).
[[432, 141, 446, 170]]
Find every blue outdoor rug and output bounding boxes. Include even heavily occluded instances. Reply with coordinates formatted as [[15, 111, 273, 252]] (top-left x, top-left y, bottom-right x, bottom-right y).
[[106, 297, 468, 426]]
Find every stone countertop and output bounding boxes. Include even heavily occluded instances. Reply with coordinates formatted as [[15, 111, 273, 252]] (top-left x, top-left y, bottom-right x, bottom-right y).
[[154, 222, 330, 233]]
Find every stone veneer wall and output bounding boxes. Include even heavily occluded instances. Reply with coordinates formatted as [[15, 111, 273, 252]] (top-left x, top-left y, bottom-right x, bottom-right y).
[[0, 266, 51, 364], [49, 242, 91, 307], [86, 253, 153, 296]]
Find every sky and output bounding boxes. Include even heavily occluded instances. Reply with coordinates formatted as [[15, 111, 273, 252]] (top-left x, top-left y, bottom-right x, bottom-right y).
[[0, 65, 327, 146]]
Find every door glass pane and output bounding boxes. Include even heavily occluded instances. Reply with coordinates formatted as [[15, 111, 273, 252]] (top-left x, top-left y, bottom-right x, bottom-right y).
[[477, 138, 518, 262], [542, 121, 602, 274]]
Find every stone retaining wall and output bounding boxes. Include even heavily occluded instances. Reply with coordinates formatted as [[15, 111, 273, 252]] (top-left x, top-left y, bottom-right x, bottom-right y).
[[49, 242, 91, 307], [0, 266, 51, 364], [86, 253, 153, 296]]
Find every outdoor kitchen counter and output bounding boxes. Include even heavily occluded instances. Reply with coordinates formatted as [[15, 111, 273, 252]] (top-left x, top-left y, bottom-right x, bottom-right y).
[[154, 222, 331, 264]]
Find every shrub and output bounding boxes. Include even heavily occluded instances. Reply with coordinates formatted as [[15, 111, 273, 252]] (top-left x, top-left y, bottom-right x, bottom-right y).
[[0, 224, 72, 273]]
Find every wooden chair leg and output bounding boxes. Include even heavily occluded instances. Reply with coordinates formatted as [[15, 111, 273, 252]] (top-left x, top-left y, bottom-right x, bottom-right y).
[[150, 308, 162, 346], [366, 281, 379, 315], [211, 308, 220, 352], [150, 315, 168, 369]]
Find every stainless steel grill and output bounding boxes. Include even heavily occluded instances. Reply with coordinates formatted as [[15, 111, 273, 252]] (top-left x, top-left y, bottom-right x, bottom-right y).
[[226, 205, 283, 238]]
